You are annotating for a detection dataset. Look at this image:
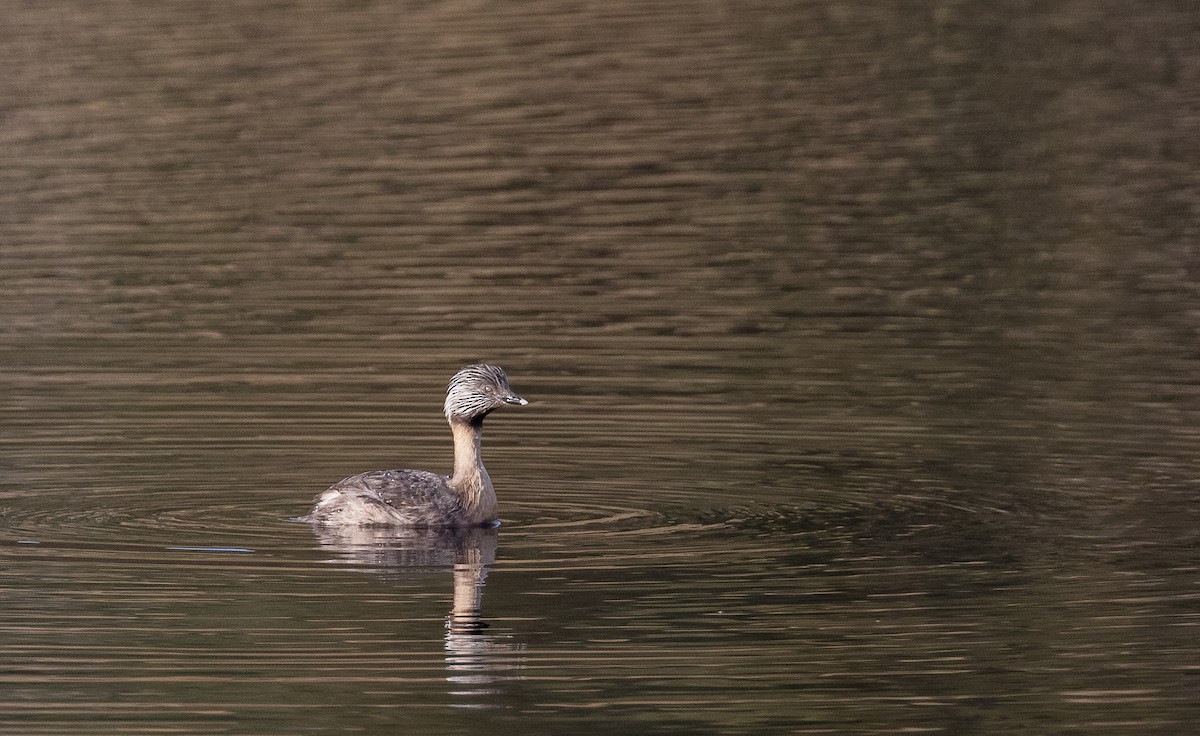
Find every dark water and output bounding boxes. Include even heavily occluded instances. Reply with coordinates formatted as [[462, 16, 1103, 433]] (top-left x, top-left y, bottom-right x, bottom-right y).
[[2, 1, 1198, 734]]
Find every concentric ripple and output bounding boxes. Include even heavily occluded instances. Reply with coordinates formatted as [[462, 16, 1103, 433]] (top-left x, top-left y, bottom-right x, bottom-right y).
[[0, 488, 313, 574], [0, 478, 1006, 575]]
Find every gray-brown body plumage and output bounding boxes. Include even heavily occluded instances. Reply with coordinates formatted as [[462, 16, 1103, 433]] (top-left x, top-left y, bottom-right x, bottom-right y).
[[302, 364, 526, 527]]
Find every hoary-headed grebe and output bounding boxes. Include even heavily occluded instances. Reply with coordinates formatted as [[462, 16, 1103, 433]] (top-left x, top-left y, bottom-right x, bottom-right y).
[[303, 364, 526, 527]]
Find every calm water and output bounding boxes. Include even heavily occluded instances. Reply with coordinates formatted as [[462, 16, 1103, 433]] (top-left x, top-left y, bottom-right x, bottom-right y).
[[2, 1, 1198, 734]]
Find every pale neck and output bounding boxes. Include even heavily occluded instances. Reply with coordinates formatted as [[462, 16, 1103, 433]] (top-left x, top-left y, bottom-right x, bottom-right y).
[[448, 417, 496, 522]]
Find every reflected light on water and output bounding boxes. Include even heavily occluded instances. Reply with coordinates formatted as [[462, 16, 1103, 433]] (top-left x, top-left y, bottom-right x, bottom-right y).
[[309, 524, 523, 710], [0, 0, 1196, 733]]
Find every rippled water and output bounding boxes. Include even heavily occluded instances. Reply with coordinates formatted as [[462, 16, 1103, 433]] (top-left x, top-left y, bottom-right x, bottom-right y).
[[2, 1, 1198, 734]]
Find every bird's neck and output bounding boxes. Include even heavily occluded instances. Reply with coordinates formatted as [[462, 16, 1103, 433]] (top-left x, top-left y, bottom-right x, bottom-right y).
[[449, 417, 496, 522]]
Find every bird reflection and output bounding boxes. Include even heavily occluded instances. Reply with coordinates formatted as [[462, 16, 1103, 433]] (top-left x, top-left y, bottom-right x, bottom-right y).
[[308, 524, 522, 706]]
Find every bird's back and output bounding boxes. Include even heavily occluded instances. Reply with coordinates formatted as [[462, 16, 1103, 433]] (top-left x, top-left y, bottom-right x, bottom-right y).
[[304, 469, 471, 526]]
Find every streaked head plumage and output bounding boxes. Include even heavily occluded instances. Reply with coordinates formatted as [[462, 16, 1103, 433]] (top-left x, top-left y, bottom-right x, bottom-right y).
[[444, 364, 527, 421]]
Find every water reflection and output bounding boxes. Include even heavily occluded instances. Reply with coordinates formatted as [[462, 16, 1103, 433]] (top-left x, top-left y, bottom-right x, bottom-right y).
[[308, 524, 521, 707], [2, 0, 1197, 730]]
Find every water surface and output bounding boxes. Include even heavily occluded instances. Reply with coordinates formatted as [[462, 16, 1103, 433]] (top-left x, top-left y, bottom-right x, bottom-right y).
[[1, 1, 1197, 734]]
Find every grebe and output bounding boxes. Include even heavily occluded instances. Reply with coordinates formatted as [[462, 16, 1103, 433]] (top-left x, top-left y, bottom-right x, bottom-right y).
[[303, 364, 527, 527]]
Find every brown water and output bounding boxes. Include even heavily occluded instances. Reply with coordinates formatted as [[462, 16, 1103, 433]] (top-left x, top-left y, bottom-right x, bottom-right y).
[[2, 1, 1198, 734]]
